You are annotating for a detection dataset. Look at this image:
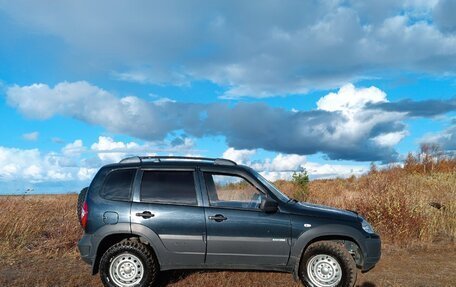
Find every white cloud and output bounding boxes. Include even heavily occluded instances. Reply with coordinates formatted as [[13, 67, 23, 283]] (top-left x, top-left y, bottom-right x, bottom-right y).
[[77, 167, 98, 181], [22, 131, 39, 141], [0, 134, 203, 188], [372, 130, 409, 147], [316, 84, 410, 149], [222, 148, 366, 181], [89, 136, 196, 163], [257, 160, 367, 182], [6, 81, 181, 141], [153, 97, 176, 106], [91, 136, 142, 162], [421, 123, 456, 152], [222, 147, 256, 164], [0, 147, 72, 182], [304, 162, 368, 179], [62, 139, 86, 156], [1, 1, 455, 97], [7, 81, 425, 162], [317, 84, 388, 113], [252, 154, 307, 172]]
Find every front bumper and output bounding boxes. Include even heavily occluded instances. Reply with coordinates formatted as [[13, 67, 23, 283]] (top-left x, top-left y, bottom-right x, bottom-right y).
[[78, 233, 95, 266], [361, 235, 381, 272]]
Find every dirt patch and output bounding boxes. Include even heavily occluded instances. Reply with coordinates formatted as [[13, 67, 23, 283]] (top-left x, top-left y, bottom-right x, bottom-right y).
[[0, 245, 454, 287]]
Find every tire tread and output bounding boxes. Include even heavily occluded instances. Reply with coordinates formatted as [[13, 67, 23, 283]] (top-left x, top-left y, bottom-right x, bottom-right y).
[[300, 241, 357, 287], [99, 239, 158, 287]]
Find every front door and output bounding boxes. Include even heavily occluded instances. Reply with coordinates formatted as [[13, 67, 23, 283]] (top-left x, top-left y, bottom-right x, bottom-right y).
[[201, 170, 291, 267]]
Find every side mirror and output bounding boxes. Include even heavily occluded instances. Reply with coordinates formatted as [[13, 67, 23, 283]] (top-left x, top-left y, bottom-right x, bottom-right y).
[[260, 198, 278, 213]]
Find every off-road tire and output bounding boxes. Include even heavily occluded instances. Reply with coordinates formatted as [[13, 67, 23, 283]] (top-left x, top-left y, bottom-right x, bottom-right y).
[[99, 239, 158, 287], [299, 241, 357, 287], [77, 187, 88, 224]]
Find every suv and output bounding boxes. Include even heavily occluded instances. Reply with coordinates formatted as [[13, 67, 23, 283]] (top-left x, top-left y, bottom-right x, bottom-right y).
[[77, 156, 380, 287]]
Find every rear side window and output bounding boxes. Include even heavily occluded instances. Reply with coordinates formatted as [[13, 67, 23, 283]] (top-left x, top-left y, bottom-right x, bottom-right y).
[[140, 170, 197, 205], [101, 169, 136, 201]]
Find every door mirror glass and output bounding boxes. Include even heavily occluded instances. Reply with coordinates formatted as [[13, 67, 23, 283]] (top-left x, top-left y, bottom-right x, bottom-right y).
[[260, 198, 278, 213]]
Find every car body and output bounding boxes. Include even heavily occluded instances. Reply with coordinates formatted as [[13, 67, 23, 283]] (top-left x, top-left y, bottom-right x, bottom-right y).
[[78, 156, 381, 287]]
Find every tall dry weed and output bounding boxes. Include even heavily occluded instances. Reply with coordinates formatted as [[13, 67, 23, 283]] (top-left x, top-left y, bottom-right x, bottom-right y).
[[0, 194, 81, 254], [300, 171, 456, 245], [0, 169, 454, 256]]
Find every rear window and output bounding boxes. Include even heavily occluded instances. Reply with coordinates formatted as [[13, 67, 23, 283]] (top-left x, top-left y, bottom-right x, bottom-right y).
[[140, 170, 197, 205], [101, 169, 136, 201]]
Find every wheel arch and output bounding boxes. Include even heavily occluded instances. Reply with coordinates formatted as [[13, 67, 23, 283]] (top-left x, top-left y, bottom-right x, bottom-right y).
[[92, 227, 165, 275], [290, 224, 366, 280]]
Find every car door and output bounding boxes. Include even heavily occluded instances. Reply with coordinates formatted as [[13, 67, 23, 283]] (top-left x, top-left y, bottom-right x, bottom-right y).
[[201, 168, 291, 267], [131, 168, 206, 267]]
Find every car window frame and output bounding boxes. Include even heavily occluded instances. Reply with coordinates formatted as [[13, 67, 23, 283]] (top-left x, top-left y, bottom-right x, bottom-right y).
[[134, 167, 202, 207], [199, 168, 268, 212]]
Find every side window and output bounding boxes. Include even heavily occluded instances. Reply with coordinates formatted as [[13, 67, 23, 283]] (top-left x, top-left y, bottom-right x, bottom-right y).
[[101, 169, 136, 201], [204, 173, 265, 209], [140, 170, 197, 205]]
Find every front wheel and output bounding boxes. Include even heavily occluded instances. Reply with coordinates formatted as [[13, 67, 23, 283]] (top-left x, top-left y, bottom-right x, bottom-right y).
[[99, 239, 158, 287], [299, 241, 357, 287]]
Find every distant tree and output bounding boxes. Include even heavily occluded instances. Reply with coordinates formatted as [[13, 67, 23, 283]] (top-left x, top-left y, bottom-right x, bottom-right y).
[[369, 162, 378, 174], [420, 143, 443, 173], [292, 169, 309, 201], [404, 152, 418, 173]]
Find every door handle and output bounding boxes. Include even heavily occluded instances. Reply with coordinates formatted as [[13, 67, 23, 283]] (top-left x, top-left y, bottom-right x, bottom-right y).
[[208, 214, 227, 222], [136, 211, 155, 219]]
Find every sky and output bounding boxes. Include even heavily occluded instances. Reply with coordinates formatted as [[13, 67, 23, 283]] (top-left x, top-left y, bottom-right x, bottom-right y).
[[0, 0, 455, 194]]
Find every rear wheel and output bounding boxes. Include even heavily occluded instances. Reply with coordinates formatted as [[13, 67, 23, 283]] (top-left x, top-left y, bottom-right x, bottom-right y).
[[77, 187, 88, 224], [299, 241, 357, 287], [99, 239, 158, 287]]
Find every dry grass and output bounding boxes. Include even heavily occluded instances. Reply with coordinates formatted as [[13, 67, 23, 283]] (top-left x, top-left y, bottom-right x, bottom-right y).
[[304, 171, 456, 244], [0, 167, 455, 286], [0, 194, 82, 255]]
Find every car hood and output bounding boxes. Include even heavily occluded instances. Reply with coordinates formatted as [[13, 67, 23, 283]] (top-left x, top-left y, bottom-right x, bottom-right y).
[[286, 201, 360, 222]]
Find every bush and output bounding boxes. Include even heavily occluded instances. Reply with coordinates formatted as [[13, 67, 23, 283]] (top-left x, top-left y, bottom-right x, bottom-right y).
[[291, 170, 309, 201]]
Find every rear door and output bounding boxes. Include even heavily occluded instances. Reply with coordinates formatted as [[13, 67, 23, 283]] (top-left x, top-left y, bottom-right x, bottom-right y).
[[131, 168, 206, 267], [201, 169, 291, 267]]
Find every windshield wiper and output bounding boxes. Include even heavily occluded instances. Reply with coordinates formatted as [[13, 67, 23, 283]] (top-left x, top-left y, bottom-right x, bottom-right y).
[[288, 198, 299, 203]]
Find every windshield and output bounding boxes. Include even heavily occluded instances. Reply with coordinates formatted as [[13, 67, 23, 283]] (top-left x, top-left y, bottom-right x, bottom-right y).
[[251, 169, 290, 203]]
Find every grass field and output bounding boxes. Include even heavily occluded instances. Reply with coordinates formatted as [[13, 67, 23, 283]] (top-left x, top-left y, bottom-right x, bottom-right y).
[[1, 167, 455, 286]]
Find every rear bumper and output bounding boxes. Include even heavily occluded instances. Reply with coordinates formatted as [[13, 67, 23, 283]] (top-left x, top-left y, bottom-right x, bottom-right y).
[[78, 233, 95, 266], [361, 235, 381, 272]]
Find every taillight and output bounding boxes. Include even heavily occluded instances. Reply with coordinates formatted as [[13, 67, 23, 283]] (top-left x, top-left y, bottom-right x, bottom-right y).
[[81, 201, 88, 230]]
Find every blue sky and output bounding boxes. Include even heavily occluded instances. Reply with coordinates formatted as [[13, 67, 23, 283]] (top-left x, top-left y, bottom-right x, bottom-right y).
[[0, 0, 455, 194]]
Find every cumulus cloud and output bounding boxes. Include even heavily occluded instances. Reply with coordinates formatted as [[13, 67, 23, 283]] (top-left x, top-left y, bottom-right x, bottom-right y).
[[8, 81, 456, 162], [316, 84, 388, 113], [201, 84, 407, 162], [221, 148, 367, 181], [0, 146, 73, 182], [91, 136, 146, 162], [1, 1, 455, 96], [222, 147, 256, 164], [22, 131, 39, 141], [421, 122, 456, 152], [0, 135, 201, 188], [62, 139, 86, 156], [6, 81, 195, 140], [433, 0, 456, 33]]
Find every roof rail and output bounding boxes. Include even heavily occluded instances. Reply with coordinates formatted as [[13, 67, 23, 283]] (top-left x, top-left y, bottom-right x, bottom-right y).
[[119, 156, 237, 166]]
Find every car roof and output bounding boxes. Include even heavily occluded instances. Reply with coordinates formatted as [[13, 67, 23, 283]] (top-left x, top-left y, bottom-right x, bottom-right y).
[[101, 156, 250, 171]]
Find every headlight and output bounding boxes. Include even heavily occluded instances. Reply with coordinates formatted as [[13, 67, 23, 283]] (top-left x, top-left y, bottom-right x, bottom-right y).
[[361, 219, 375, 234]]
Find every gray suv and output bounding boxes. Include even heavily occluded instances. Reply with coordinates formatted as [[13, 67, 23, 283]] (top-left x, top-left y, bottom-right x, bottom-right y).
[[77, 156, 380, 287]]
